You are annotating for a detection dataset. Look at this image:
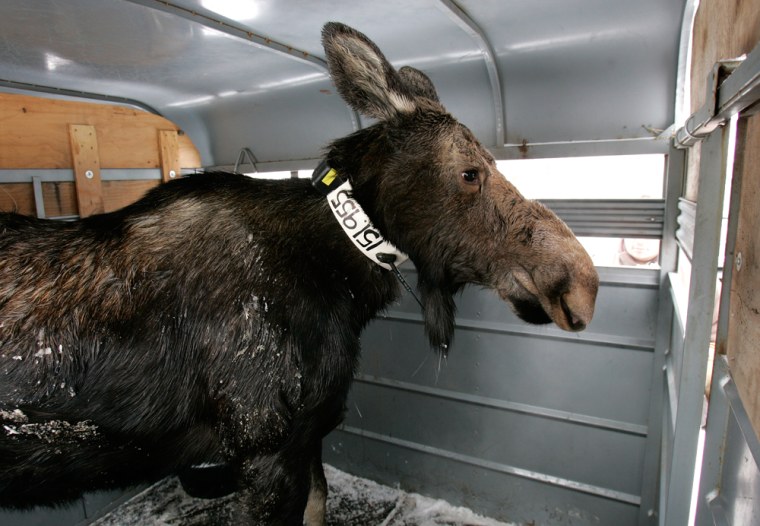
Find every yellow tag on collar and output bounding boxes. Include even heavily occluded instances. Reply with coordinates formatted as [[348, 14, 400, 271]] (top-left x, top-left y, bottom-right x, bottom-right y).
[[322, 168, 338, 186]]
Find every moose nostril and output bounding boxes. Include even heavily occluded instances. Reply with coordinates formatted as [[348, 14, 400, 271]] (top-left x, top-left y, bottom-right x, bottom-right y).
[[560, 296, 586, 331]]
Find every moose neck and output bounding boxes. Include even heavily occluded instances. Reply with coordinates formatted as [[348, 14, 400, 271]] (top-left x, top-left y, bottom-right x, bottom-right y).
[[324, 126, 398, 247], [313, 161, 408, 271]]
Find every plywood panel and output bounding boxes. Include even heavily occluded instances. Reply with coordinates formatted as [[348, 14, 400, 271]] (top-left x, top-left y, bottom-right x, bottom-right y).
[[0, 183, 35, 215], [690, 0, 760, 113], [727, 113, 760, 437], [103, 180, 159, 212], [0, 180, 158, 218], [0, 92, 201, 169]]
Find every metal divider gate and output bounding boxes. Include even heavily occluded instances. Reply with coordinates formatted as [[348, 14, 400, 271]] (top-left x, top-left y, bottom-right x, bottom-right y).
[[654, 42, 760, 526]]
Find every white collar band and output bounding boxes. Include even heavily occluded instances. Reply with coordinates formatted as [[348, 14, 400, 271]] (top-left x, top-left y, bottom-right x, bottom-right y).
[[324, 178, 409, 271]]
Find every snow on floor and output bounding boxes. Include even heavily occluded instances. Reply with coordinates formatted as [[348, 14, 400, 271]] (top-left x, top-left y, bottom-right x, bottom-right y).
[[92, 465, 514, 525]]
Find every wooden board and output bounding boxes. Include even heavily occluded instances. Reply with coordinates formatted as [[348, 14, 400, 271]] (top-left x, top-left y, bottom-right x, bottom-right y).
[[69, 124, 104, 217], [158, 130, 181, 182], [0, 92, 201, 169], [690, 0, 760, 113], [726, 113, 760, 436]]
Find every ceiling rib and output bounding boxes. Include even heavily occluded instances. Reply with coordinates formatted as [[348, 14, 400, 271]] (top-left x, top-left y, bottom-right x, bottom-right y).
[[0, 78, 162, 115], [436, 0, 506, 146], [123, 0, 361, 131]]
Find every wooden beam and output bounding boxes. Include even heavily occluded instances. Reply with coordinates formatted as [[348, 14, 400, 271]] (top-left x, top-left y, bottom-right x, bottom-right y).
[[69, 124, 104, 217], [727, 113, 760, 437], [158, 129, 180, 183]]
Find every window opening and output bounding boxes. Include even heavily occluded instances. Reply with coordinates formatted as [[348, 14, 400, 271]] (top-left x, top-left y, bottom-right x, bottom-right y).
[[497, 154, 666, 268]]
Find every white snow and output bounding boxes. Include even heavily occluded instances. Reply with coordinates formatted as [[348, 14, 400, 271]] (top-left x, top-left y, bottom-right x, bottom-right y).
[[92, 464, 516, 525]]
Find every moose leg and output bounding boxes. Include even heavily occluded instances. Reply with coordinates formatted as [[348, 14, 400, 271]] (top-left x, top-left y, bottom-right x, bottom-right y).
[[234, 451, 311, 526], [303, 443, 327, 526]]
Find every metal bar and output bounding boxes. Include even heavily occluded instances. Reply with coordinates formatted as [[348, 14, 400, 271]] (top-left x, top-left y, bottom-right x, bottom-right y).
[[638, 145, 685, 524], [706, 493, 730, 526], [356, 373, 648, 436], [669, 273, 688, 338], [0, 169, 162, 183], [337, 425, 642, 506], [674, 39, 760, 148], [234, 147, 259, 174], [659, 372, 673, 526], [694, 128, 737, 524], [714, 116, 747, 356], [382, 310, 655, 351], [665, 125, 731, 525], [665, 354, 678, 434], [436, 0, 505, 146], [123, 0, 362, 132], [560, 226, 662, 238], [723, 378, 760, 470], [124, 0, 325, 69], [660, 372, 673, 526], [544, 199, 666, 210], [397, 259, 660, 287], [676, 198, 697, 261], [595, 266, 661, 287], [32, 176, 46, 219], [493, 137, 670, 160], [696, 356, 760, 525], [695, 357, 732, 526], [0, 79, 162, 115]]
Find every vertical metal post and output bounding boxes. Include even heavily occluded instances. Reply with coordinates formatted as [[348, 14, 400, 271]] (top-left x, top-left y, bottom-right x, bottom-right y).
[[665, 126, 731, 524], [638, 145, 685, 525], [32, 175, 46, 219], [693, 115, 749, 526]]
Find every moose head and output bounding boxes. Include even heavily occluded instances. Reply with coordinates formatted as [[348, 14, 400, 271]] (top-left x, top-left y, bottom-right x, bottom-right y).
[[322, 23, 599, 348]]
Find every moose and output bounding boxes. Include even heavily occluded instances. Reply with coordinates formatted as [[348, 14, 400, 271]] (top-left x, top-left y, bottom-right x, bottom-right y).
[[0, 22, 598, 525]]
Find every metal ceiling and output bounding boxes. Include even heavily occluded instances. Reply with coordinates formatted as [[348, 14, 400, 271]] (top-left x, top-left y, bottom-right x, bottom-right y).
[[0, 0, 687, 168]]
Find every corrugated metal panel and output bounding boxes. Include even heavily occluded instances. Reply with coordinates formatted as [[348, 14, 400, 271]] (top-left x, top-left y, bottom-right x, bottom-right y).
[[325, 266, 658, 525], [545, 199, 665, 238]]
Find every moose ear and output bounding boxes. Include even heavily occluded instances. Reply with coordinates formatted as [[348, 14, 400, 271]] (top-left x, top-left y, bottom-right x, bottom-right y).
[[322, 22, 418, 120], [398, 66, 440, 103]]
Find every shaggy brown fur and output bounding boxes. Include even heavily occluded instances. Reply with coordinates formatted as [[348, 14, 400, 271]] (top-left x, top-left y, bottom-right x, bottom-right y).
[[0, 23, 597, 525]]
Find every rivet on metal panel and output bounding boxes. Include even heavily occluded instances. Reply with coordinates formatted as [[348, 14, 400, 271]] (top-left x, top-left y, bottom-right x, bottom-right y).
[[735, 251, 743, 271], [85, 170, 94, 179], [169, 170, 176, 179]]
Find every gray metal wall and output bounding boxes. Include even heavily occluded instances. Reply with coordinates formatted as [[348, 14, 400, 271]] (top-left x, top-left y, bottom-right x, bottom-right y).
[[324, 265, 660, 525]]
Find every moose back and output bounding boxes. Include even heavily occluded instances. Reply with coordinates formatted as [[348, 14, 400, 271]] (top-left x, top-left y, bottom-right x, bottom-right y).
[[0, 22, 598, 526]]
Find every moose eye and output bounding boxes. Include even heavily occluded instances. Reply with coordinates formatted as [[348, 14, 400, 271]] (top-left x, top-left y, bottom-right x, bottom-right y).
[[461, 169, 479, 185]]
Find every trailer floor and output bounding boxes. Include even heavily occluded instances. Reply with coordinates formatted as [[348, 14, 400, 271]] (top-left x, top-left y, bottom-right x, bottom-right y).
[[91, 465, 512, 526]]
